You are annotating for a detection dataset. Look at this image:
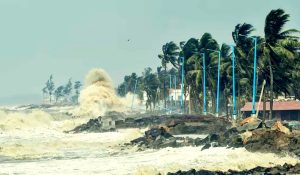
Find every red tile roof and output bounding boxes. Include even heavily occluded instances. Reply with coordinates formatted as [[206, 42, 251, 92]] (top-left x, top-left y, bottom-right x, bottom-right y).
[[241, 101, 300, 111]]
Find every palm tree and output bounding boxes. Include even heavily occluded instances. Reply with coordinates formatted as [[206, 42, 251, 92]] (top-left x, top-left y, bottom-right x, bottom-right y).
[[199, 33, 219, 113], [215, 44, 232, 116], [183, 33, 220, 113], [262, 9, 300, 119], [232, 23, 255, 117], [158, 41, 180, 108]]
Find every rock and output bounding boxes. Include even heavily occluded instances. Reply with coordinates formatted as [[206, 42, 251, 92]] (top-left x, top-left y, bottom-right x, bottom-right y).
[[237, 117, 262, 132], [66, 116, 115, 133], [167, 163, 300, 175], [240, 131, 252, 144], [145, 127, 173, 140], [130, 126, 210, 149], [201, 143, 211, 151], [265, 120, 276, 128], [130, 127, 178, 149], [198, 126, 300, 157], [240, 116, 256, 126], [118, 114, 231, 135], [130, 137, 147, 145], [271, 121, 290, 134], [244, 128, 300, 155]]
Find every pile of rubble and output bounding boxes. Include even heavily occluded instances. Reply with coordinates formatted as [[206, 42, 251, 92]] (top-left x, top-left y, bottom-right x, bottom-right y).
[[130, 127, 203, 149], [200, 116, 300, 157]]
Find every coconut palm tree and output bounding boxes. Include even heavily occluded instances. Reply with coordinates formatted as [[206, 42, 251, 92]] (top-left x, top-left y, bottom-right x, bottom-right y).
[[158, 41, 180, 108], [183, 33, 220, 113], [262, 8, 300, 119], [199, 33, 219, 113], [232, 23, 255, 117]]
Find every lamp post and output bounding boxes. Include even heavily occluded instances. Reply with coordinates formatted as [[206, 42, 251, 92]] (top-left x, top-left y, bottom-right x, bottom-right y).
[[131, 79, 138, 110], [180, 57, 185, 114], [201, 53, 207, 115], [231, 45, 237, 120], [207, 49, 221, 117], [239, 34, 257, 116]]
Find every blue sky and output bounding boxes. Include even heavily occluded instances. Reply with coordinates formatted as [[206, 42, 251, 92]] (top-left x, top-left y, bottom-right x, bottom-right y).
[[0, 0, 299, 105]]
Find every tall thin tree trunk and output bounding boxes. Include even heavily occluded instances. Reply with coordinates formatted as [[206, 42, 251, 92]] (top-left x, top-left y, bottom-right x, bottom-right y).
[[211, 89, 216, 113], [263, 87, 266, 122], [164, 66, 167, 109], [237, 72, 241, 119], [188, 85, 191, 114], [268, 58, 274, 120]]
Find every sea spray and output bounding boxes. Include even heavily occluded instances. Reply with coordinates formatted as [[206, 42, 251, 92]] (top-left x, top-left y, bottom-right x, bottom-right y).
[[74, 68, 141, 118], [0, 110, 53, 131]]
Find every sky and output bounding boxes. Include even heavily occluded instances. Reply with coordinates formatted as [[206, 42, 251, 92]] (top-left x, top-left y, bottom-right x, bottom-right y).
[[0, 0, 299, 105]]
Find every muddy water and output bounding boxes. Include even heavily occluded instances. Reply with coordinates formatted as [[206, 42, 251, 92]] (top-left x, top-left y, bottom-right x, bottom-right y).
[[0, 109, 299, 175]]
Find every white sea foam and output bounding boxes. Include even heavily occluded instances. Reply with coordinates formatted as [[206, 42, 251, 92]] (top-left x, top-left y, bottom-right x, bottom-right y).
[[73, 68, 142, 118]]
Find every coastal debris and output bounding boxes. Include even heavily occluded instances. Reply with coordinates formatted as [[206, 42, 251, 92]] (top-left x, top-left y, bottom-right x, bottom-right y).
[[66, 116, 116, 133], [237, 117, 262, 132], [167, 163, 300, 175], [271, 121, 290, 134], [130, 127, 203, 149]]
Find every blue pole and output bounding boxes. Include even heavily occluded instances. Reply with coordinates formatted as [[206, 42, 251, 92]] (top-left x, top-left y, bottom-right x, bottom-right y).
[[131, 79, 138, 110], [201, 53, 207, 115], [180, 57, 185, 114], [231, 46, 236, 120], [216, 51, 221, 117], [252, 38, 257, 115]]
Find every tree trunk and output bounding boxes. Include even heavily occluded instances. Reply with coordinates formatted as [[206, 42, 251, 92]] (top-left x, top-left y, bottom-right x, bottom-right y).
[[49, 93, 52, 104], [211, 89, 216, 113], [188, 85, 191, 114], [268, 57, 274, 120], [237, 72, 241, 119], [263, 87, 266, 122], [164, 66, 167, 109]]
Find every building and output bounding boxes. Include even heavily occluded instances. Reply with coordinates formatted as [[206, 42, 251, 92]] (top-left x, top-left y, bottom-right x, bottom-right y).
[[241, 101, 300, 121], [142, 87, 190, 105], [168, 88, 190, 102]]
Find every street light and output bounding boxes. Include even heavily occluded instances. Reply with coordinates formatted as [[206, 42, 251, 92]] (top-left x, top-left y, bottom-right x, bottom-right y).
[[239, 34, 257, 116], [180, 57, 185, 114], [231, 45, 237, 120], [200, 53, 207, 115], [207, 48, 221, 117]]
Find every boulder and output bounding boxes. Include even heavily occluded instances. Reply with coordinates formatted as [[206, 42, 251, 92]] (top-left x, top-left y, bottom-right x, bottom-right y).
[[271, 121, 290, 134], [237, 117, 262, 132], [145, 127, 173, 140], [66, 116, 115, 133], [167, 163, 300, 175]]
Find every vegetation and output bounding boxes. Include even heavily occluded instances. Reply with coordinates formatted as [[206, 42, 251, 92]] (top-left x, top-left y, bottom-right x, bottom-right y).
[[42, 76, 82, 105], [118, 8, 300, 117]]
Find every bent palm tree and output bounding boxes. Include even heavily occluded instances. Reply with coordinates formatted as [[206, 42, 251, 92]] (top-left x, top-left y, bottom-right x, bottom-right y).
[[262, 9, 300, 119], [158, 41, 180, 108]]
